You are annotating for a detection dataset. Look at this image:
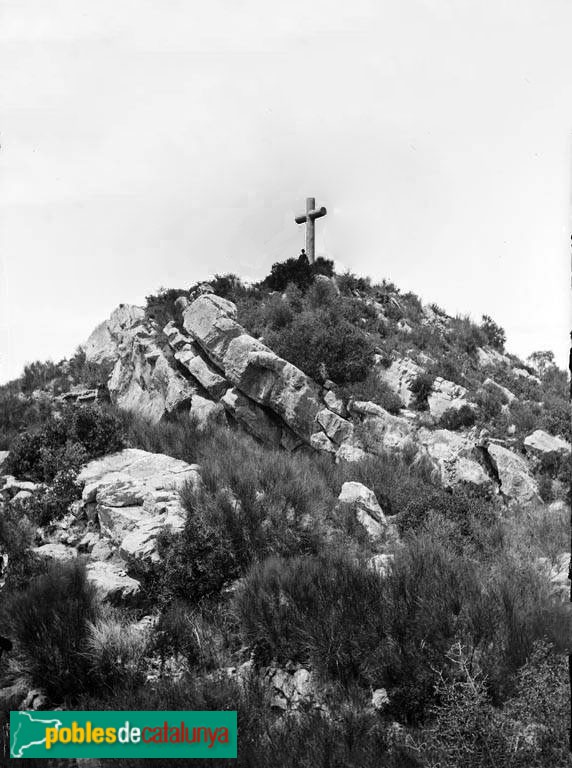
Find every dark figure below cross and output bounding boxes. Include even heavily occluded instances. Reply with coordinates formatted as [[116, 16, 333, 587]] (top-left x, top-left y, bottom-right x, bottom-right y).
[[295, 197, 327, 264]]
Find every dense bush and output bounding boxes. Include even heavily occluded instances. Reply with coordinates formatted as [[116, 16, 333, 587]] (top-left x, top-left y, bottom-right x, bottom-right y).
[[145, 287, 188, 329], [2, 560, 99, 702], [267, 308, 375, 384], [236, 553, 389, 683], [261, 254, 334, 293], [480, 314, 506, 351], [6, 404, 124, 482], [154, 429, 333, 606], [438, 405, 476, 430]]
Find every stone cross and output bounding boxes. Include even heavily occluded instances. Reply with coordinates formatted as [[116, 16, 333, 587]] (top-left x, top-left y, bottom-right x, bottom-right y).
[[295, 197, 327, 264]]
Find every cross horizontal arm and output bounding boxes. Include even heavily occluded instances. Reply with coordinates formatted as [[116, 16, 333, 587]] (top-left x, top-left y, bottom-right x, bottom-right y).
[[294, 214, 308, 224], [308, 206, 327, 221]]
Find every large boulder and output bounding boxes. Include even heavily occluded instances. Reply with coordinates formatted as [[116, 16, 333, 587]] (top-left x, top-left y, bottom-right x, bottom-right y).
[[524, 429, 571, 460], [427, 378, 472, 419], [86, 560, 141, 605], [183, 295, 323, 442], [376, 357, 423, 407], [108, 344, 195, 423], [487, 443, 542, 508], [338, 481, 397, 543], [78, 449, 199, 563], [84, 305, 196, 423], [417, 428, 492, 489]]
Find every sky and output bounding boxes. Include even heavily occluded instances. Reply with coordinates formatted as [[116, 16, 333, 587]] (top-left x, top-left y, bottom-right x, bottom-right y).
[[1, 0, 571, 383]]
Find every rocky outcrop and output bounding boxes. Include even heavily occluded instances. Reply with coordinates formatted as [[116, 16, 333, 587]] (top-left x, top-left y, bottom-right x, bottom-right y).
[[487, 443, 542, 508], [427, 378, 472, 419], [183, 295, 323, 442], [376, 357, 422, 407], [417, 429, 492, 490], [483, 378, 515, 403], [86, 560, 141, 605], [524, 429, 571, 460], [84, 304, 147, 366], [78, 449, 200, 564]]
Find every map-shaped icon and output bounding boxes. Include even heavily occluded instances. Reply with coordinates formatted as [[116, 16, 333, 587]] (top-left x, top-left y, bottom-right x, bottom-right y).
[[11, 711, 63, 758]]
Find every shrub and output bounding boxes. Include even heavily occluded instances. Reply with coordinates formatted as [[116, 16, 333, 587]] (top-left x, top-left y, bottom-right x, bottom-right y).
[[25, 468, 81, 526], [480, 314, 506, 351], [235, 553, 389, 685], [157, 430, 331, 605], [267, 308, 375, 384], [145, 287, 188, 329], [261, 255, 334, 293], [409, 373, 435, 411], [86, 614, 148, 694], [439, 405, 476, 430], [6, 404, 124, 481], [339, 372, 403, 414], [3, 560, 99, 702], [336, 271, 372, 295]]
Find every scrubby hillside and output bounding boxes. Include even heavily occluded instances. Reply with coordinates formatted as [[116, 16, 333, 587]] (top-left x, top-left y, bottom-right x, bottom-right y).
[[0, 255, 570, 766]]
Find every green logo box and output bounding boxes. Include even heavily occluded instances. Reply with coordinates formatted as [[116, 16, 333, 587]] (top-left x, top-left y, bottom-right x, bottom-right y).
[[10, 710, 237, 759]]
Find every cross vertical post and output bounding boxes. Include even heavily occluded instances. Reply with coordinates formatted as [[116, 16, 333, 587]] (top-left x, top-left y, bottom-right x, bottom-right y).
[[295, 197, 327, 264]]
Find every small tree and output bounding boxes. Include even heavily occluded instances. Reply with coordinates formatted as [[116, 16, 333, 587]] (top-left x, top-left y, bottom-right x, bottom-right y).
[[527, 350, 555, 378]]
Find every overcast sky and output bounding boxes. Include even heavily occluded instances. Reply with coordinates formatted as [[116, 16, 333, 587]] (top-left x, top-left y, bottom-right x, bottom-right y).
[[1, 0, 571, 383]]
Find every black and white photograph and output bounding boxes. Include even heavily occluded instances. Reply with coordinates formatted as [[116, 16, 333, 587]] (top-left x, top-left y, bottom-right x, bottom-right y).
[[0, 1, 571, 765]]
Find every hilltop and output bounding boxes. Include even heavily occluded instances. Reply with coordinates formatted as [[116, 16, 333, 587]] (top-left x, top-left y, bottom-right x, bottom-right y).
[[0, 256, 570, 766]]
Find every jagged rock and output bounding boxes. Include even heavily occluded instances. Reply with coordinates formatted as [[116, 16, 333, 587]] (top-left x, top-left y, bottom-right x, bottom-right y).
[[76, 531, 102, 554], [109, 349, 195, 423], [310, 431, 337, 454], [483, 378, 516, 403], [84, 304, 146, 366], [338, 482, 396, 542], [163, 321, 191, 351], [78, 449, 199, 563], [221, 387, 282, 446], [316, 409, 354, 445], [120, 516, 184, 564], [487, 443, 542, 507], [183, 295, 323, 442], [349, 401, 413, 453], [417, 428, 492, 489], [427, 378, 471, 419], [189, 394, 226, 430], [263, 665, 316, 710], [86, 561, 141, 604], [524, 429, 571, 459], [32, 543, 77, 561], [175, 345, 228, 398], [376, 357, 423, 407], [323, 389, 346, 416]]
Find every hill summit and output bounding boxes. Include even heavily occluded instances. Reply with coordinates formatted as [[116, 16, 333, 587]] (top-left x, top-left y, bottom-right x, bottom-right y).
[[0, 258, 570, 765]]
